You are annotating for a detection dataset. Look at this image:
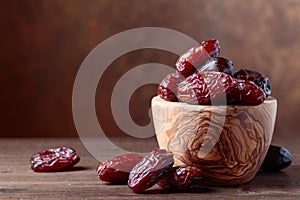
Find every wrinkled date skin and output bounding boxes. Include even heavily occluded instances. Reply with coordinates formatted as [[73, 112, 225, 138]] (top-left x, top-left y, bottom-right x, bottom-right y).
[[97, 154, 143, 184], [260, 145, 292, 172], [157, 39, 271, 106], [128, 149, 174, 193], [157, 166, 203, 191], [30, 147, 80, 172], [157, 72, 184, 102], [234, 69, 271, 97], [176, 39, 220, 78], [177, 71, 233, 105], [199, 57, 234, 76], [227, 78, 266, 105]]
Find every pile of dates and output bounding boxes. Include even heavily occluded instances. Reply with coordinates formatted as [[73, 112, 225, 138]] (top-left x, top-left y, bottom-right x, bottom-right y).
[[97, 146, 292, 193], [30, 39, 292, 194], [157, 39, 271, 105], [30, 145, 292, 193], [96, 39, 291, 193]]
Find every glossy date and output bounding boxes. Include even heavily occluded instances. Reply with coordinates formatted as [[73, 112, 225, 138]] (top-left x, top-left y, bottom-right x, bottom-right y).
[[177, 71, 233, 105], [30, 147, 80, 172], [128, 149, 174, 193], [97, 154, 143, 184], [227, 78, 266, 105], [157, 166, 203, 191], [157, 72, 184, 102], [175, 39, 220, 78], [234, 69, 271, 98]]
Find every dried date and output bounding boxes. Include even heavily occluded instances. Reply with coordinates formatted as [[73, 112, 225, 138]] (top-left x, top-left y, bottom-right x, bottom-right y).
[[157, 72, 184, 102], [128, 149, 174, 193], [260, 145, 292, 172], [199, 57, 234, 76], [176, 39, 220, 77], [177, 71, 233, 105], [234, 69, 271, 97], [30, 147, 80, 172], [97, 154, 143, 184], [157, 166, 203, 191], [227, 78, 265, 105]]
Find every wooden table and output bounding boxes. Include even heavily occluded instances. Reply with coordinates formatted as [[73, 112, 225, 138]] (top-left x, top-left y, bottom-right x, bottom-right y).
[[0, 136, 299, 199]]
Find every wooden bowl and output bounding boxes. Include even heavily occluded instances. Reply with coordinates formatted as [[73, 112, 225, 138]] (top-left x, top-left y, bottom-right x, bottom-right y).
[[151, 96, 277, 186]]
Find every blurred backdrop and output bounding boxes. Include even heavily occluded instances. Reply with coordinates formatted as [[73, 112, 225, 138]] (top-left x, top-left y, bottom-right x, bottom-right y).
[[0, 0, 300, 138]]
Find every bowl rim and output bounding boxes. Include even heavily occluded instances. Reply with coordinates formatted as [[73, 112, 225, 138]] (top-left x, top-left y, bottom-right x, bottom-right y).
[[152, 95, 277, 109]]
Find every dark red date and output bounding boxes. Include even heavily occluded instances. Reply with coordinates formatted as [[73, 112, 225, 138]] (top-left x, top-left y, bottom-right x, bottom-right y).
[[177, 71, 233, 105], [199, 57, 234, 76], [128, 149, 174, 193], [176, 39, 220, 78], [97, 154, 143, 184], [30, 147, 80, 172], [157, 72, 184, 102], [227, 78, 265, 105], [234, 69, 271, 97], [157, 166, 203, 191]]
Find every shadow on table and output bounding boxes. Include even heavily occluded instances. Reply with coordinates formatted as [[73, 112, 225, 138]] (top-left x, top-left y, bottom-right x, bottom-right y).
[[140, 166, 299, 194], [246, 165, 299, 189], [42, 166, 92, 173], [142, 187, 215, 194]]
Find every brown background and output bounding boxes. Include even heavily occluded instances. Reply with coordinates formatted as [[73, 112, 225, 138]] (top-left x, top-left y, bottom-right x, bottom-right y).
[[0, 0, 300, 138]]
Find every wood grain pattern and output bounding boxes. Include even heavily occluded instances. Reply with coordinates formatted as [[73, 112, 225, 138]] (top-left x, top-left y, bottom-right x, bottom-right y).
[[152, 96, 277, 185], [0, 137, 299, 199]]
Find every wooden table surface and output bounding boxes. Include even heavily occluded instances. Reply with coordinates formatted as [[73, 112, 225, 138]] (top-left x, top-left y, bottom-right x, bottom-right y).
[[0, 136, 299, 199]]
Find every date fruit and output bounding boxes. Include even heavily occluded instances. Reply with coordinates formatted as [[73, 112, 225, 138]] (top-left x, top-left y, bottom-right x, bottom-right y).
[[176, 39, 220, 77], [260, 145, 292, 172], [97, 154, 143, 184], [234, 69, 271, 97], [157, 166, 203, 191], [157, 72, 184, 102], [30, 147, 80, 172], [177, 71, 233, 105], [128, 149, 174, 193], [199, 57, 234, 76], [227, 78, 265, 105]]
